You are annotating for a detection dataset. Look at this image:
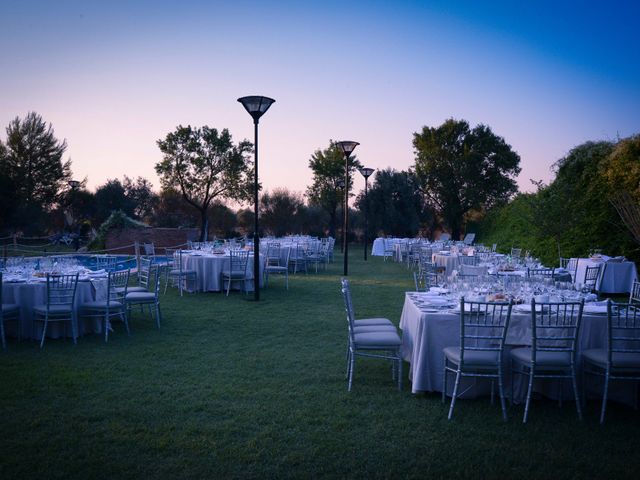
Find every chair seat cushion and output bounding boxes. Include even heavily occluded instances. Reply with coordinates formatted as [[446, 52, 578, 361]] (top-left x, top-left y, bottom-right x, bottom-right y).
[[33, 304, 73, 315], [81, 300, 124, 310], [353, 330, 401, 348], [170, 269, 197, 276], [266, 266, 287, 273], [511, 347, 572, 367], [354, 318, 393, 327], [443, 346, 500, 369], [118, 286, 147, 293], [126, 292, 156, 302], [353, 324, 398, 334], [583, 348, 640, 369], [2, 303, 20, 315], [222, 271, 247, 278]]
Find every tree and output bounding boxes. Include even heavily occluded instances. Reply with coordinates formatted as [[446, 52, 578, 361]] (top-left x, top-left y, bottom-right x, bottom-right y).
[[413, 119, 520, 239], [355, 169, 434, 238], [306, 140, 361, 237], [0, 112, 72, 233], [156, 125, 253, 241], [153, 188, 199, 228], [94, 179, 137, 225], [260, 188, 305, 237], [123, 176, 158, 221]]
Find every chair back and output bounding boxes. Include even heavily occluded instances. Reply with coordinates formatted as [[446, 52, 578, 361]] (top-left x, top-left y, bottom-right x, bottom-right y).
[[583, 264, 601, 290], [630, 280, 640, 305], [143, 243, 155, 255], [228, 250, 249, 273], [458, 298, 512, 364], [266, 243, 281, 266], [459, 255, 479, 266], [510, 247, 522, 258], [340, 279, 357, 342], [605, 300, 640, 369], [528, 267, 555, 279], [109, 269, 130, 301], [530, 299, 584, 363], [413, 270, 438, 291], [96, 255, 118, 272], [138, 257, 153, 290], [281, 247, 291, 266], [45, 273, 79, 310]]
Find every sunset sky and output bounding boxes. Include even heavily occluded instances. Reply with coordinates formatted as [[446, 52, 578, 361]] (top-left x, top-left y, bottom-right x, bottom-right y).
[[1, 0, 638, 200]]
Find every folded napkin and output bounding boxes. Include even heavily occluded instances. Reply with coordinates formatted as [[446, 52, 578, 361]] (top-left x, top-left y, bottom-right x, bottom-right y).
[[90, 269, 106, 275]]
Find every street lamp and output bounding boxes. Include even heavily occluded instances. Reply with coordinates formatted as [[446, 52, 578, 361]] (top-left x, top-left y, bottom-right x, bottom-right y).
[[336, 141, 359, 276], [237, 95, 276, 301], [358, 167, 375, 261]]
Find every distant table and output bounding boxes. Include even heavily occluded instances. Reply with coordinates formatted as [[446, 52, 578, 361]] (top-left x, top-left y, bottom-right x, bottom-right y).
[[181, 252, 264, 292], [574, 258, 637, 294]]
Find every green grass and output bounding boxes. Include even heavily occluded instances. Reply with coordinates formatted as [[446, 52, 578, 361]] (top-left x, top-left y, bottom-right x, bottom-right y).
[[1, 253, 639, 479]]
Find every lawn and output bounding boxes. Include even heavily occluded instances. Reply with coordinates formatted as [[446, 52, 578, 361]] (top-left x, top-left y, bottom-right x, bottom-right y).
[[1, 252, 638, 479]]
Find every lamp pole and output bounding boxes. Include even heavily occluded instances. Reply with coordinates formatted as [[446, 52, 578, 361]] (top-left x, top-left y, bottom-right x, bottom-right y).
[[358, 167, 374, 261], [336, 179, 345, 253], [237, 96, 275, 301], [336, 141, 359, 276]]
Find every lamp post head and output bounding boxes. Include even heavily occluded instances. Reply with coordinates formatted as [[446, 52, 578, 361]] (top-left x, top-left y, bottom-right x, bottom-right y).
[[359, 167, 375, 180], [237, 96, 276, 123], [68, 180, 80, 190], [336, 140, 359, 159]]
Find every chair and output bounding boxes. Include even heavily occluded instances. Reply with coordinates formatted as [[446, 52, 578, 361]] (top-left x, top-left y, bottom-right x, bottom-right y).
[[491, 243, 497, 252], [79, 269, 130, 342], [510, 247, 522, 258], [341, 279, 402, 391], [306, 242, 326, 273], [582, 300, 640, 423], [413, 270, 438, 292], [463, 233, 476, 245], [264, 245, 291, 289], [143, 242, 155, 255], [95, 255, 118, 272], [165, 249, 197, 296], [126, 270, 162, 329], [289, 244, 308, 274], [510, 299, 584, 423], [33, 273, 79, 348], [528, 267, 555, 279], [1, 272, 21, 350], [442, 298, 513, 421], [630, 280, 640, 305], [221, 250, 250, 296], [559, 257, 578, 283], [382, 239, 395, 262], [583, 264, 602, 292]]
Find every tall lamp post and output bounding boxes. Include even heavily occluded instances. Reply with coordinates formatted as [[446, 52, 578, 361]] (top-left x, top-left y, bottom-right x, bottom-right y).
[[336, 179, 345, 253], [237, 95, 276, 301], [358, 167, 375, 261], [336, 141, 359, 276]]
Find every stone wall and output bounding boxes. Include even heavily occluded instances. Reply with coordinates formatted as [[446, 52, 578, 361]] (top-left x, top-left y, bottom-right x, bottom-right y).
[[104, 227, 199, 254]]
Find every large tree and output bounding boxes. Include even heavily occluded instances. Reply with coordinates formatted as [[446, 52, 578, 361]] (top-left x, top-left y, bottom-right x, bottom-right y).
[[413, 119, 520, 239], [306, 140, 361, 237], [260, 188, 305, 237], [94, 179, 137, 225], [355, 168, 434, 238], [156, 126, 253, 241], [0, 112, 72, 233]]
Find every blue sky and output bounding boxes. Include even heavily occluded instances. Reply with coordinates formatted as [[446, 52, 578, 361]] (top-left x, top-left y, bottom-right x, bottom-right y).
[[1, 0, 638, 198]]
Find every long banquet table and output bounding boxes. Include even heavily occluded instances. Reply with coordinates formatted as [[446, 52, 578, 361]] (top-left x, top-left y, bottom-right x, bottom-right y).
[[398, 293, 633, 403]]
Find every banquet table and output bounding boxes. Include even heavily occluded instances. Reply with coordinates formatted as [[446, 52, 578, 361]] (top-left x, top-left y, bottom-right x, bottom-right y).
[[181, 251, 264, 292], [398, 293, 633, 403], [2, 277, 107, 340], [574, 258, 637, 294], [371, 238, 407, 257], [431, 252, 461, 274]]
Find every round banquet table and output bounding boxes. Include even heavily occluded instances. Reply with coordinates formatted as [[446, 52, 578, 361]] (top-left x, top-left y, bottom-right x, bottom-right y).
[[431, 252, 461, 274], [181, 252, 264, 292], [2, 278, 107, 340]]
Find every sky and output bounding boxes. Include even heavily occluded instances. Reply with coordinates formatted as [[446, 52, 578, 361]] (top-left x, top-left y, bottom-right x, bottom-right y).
[[1, 0, 639, 200]]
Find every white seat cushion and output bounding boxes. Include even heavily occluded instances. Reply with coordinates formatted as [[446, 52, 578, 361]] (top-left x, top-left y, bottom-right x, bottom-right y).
[[353, 324, 398, 334], [354, 317, 393, 327], [33, 304, 73, 315], [443, 346, 499, 369], [126, 292, 156, 302], [511, 347, 572, 367], [81, 300, 124, 310], [2, 303, 20, 315], [353, 330, 401, 348], [583, 348, 640, 369]]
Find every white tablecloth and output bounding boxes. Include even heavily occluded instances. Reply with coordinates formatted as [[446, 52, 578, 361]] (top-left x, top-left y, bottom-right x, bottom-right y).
[[399, 293, 633, 403], [575, 258, 637, 293], [3, 279, 106, 340], [182, 253, 264, 292], [431, 253, 460, 274]]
